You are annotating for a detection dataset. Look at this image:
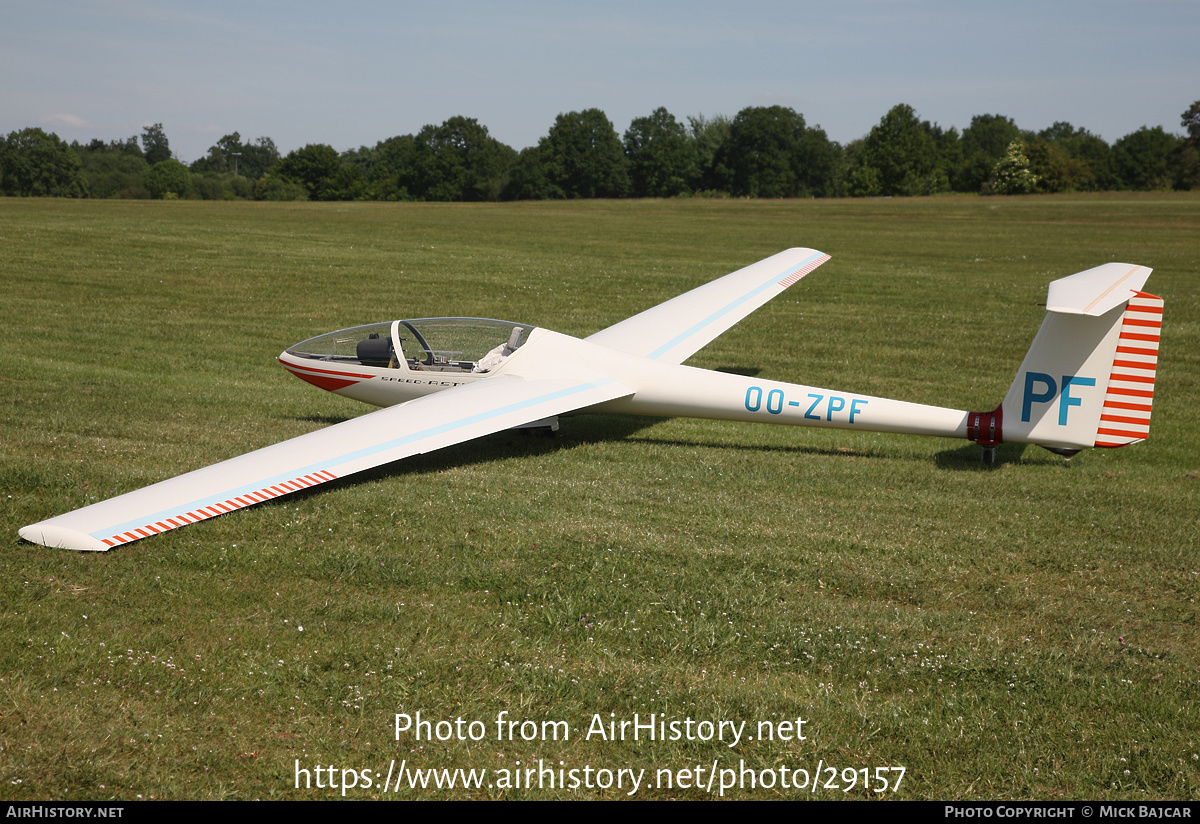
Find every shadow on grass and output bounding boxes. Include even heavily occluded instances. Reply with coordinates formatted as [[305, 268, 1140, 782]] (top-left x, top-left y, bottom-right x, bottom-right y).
[[295, 414, 355, 426], [261, 414, 666, 508], [627, 435, 895, 460], [713, 365, 763, 377], [265, 412, 908, 515], [933, 441, 1039, 471]]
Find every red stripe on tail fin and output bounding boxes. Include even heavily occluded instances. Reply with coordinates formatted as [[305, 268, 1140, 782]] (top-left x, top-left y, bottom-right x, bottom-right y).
[[1095, 292, 1162, 448]]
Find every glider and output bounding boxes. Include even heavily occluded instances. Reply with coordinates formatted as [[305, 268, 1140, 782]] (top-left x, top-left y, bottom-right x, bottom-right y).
[[19, 249, 1162, 552]]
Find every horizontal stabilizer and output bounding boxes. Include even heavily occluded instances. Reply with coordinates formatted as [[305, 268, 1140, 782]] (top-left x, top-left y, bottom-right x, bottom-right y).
[[1046, 263, 1152, 316]]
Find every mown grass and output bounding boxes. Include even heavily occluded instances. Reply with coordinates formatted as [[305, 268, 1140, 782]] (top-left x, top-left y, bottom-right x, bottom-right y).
[[1, 194, 1197, 800]]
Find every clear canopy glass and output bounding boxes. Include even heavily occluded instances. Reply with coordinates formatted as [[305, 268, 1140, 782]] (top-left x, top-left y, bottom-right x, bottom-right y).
[[287, 318, 532, 373]]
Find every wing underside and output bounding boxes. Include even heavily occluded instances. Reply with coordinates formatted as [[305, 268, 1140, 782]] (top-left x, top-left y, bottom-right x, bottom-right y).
[[585, 248, 829, 365], [20, 369, 632, 551]]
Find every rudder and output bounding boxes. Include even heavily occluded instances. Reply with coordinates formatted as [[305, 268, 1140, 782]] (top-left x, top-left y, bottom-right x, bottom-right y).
[[1095, 291, 1162, 447]]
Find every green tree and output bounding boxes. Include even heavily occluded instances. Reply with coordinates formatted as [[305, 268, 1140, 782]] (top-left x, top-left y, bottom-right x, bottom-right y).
[[687, 113, 731, 191], [1036, 122, 1115, 191], [273, 143, 360, 200], [190, 173, 253, 201], [85, 136, 143, 158], [0, 128, 87, 197], [76, 148, 149, 198], [1182, 100, 1200, 143], [190, 134, 235, 174], [957, 114, 1021, 192], [856, 104, 947, 196], [714, 106, 800, 197], [141, 123, 172, 165], [1113, 126, 1181, 190], [234, 136, 279, 179], [1038, 121, 1080, 142], [501, 146, 556, 200], [1173, 101, 1200, 190], [368, 135, 419, 201], [962, 113, 1022, 158], [192, 133, 280, 180], [344, 134, 419, 200], [987, 141, 1038, 194], [714, 106, 840, 198], [624, 107, 698, 197], [540, 109, 629, 199], [72, 136, 148, 198], [1023, 138, 1089, 192], [253, 176, 309, 201], [845, 163, 883, 197], [931, 125, 963, 190], [143, 159, 192, 199], [408, 116, 515, 201]]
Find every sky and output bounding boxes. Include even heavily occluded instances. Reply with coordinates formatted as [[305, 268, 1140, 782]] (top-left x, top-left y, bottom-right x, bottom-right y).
[[2, 0, 1197, 164]]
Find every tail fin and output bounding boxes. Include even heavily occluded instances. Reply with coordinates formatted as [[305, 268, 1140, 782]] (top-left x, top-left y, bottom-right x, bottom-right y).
[[979, 264, 1159, 452]]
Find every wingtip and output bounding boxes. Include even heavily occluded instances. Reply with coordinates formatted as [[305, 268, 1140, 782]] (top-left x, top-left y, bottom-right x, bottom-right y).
[[18, 523, 111, 552], [782, 246, 828, 261]]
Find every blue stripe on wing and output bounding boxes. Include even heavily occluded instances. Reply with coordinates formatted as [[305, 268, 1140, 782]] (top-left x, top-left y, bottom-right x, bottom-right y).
[[91, 378, 616, 541]]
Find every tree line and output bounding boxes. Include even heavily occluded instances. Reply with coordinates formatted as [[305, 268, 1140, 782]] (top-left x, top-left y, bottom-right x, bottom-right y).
[[3, 102, 1198, 201]]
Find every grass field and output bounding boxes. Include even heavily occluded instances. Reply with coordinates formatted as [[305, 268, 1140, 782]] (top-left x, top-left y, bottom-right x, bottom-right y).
[[1, 194, 1197, 800]]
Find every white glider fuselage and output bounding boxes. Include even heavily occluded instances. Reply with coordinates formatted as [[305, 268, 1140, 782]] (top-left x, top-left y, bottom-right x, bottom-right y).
[[279, 328, 971, 442]]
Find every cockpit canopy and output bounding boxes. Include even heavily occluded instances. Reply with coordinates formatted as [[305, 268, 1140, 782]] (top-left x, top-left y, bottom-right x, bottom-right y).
[[287, 318, 532, 374]]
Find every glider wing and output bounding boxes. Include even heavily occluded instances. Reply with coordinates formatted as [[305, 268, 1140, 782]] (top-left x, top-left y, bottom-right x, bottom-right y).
[[585, 247, 830, 364], [20, 366, 632, 551]]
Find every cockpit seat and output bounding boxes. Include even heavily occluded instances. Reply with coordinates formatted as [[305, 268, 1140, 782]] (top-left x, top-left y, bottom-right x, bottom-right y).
[[356, 334, 394, 368]]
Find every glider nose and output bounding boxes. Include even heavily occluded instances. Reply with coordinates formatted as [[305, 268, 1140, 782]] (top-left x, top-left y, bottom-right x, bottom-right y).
[[277, 351, 371, 392]]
